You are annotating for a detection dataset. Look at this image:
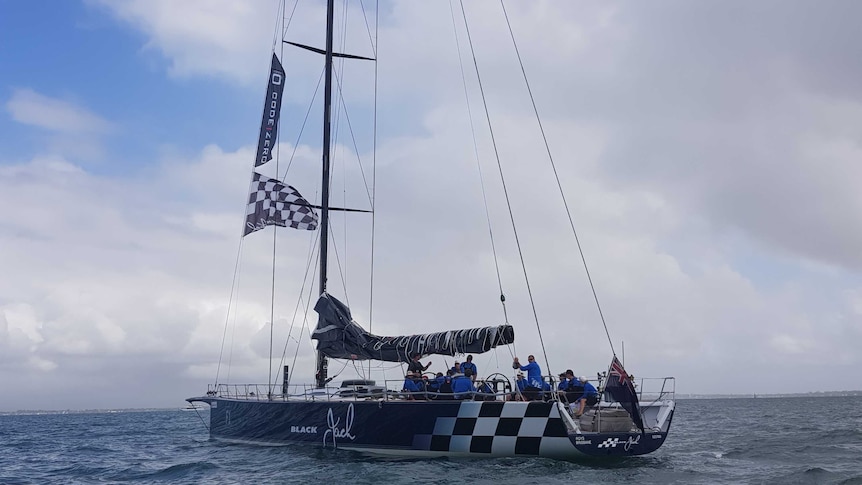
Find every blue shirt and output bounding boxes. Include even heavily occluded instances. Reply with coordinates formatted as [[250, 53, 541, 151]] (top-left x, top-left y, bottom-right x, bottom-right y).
[[582, 381, 598, 398], [557, 378, 569, 391], [516, 378, 527, 392], [518, 361, 543, 388], [402, 378, 420, 393], [451, 376, 474, 398], [461, 361, 477, 377]]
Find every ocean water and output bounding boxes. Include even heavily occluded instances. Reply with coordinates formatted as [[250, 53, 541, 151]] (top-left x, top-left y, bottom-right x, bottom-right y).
[[1, 396, 860, 484]]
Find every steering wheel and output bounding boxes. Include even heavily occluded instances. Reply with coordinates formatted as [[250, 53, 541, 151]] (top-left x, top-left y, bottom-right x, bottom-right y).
[[483, 373, 512, 394]]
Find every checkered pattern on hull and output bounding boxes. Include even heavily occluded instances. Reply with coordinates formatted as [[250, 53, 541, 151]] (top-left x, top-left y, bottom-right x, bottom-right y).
[[412, 401, 571, 456]]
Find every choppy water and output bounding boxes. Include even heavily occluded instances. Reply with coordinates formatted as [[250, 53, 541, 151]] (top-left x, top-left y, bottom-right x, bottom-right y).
[[1, 396, 860, 484]]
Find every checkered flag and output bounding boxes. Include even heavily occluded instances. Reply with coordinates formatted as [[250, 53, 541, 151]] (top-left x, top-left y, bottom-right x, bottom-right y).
[[244, 172, 318, 236]]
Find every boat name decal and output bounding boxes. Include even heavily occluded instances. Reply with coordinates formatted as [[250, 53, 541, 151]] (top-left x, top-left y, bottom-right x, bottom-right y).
[[574, 437, 592, 445], [323, 403, 356, 446], [291, 426, 318, 434], [596, 435, 641, 451]]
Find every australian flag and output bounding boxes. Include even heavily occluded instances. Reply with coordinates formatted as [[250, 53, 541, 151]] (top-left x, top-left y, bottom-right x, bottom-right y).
[[605, 356, 645, 432]]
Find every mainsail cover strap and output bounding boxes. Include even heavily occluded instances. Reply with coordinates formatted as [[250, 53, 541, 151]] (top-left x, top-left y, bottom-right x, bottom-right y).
[[312, 293, 515, 362]]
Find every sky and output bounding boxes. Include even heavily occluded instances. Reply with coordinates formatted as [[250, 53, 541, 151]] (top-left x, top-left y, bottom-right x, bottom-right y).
[[1, 0, 861, 411]]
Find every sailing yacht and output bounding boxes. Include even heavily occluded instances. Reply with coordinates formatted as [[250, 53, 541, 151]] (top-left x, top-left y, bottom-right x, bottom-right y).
[[187, 0, 675, 459]]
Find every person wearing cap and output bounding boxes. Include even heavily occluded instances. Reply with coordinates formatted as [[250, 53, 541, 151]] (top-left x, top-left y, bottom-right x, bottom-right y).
[[557, 372, 569, 391], [555, 372, 569, 401], [461, 355, 477, 381], [407, 353, 432, 374], [509, 372, 528, 401], [573, 376, 599, 416], [564, 369, 584, 403]]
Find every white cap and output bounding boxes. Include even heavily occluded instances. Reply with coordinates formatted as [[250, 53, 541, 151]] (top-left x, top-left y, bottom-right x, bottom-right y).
[[579, 376, 588, 383]]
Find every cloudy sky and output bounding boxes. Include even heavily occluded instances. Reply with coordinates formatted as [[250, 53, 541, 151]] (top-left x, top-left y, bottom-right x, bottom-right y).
[[1, 0, 861, 411]]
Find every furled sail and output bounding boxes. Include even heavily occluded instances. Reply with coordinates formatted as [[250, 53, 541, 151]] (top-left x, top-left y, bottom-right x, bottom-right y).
[[255, 53, 286, 167], [244, 172, 318, 235], [312, 293, 515, 363]]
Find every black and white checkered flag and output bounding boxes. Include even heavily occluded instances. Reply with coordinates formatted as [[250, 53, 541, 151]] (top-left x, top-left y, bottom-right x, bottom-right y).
[[244, 172, 318, 236]]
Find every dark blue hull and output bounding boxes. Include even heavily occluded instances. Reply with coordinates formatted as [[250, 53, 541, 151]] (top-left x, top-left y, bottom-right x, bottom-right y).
[[190, 397, 674, 459]]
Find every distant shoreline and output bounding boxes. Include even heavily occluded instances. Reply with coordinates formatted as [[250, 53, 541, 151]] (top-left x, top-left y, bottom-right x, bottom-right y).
[[2, 391, 861, 415], [677, 390, 862, 399]]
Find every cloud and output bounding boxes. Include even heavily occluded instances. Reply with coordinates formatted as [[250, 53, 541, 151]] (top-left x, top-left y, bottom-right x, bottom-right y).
[[5, 88, 113, 134], [4, 89, 115, 162], [4, 1, 862, 410]]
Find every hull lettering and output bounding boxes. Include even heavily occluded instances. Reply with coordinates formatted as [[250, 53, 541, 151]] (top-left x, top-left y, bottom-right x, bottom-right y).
[[323, 403, 356, 447]]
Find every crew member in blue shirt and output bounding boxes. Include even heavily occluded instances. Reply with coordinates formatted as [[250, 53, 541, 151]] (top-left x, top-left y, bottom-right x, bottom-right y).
[[461, 355, 477, 381], [556, 372, 569, 401], [557, 373, 569, 391], [563, 369, 583, 403], [450, 361, 462, 375], [402, 371, 422, 400], [510, 372, 528, 401], [574, 376, 599, 416], [452, 368, 475, 399], [513, 355, 544, 389]]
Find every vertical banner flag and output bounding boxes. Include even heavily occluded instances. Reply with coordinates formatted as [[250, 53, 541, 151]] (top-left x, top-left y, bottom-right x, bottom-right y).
[[605, 356, 645, 432], [244, 172, 318, 236], [255, 53, 286, 167]]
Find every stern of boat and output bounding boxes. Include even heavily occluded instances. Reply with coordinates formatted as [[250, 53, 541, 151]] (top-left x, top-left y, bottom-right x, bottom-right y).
[[562, 377, 676, 456]]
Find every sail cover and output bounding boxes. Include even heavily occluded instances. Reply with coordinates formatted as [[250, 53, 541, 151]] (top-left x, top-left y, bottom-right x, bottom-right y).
[[255, 53, 286, 167], [312, 293, 515, 363], [244, 172, 318, 235]]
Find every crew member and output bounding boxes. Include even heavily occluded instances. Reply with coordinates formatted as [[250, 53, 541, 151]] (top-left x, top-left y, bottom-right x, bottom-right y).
[[407, 353, 431, 374], [574, 376, 599, 416]]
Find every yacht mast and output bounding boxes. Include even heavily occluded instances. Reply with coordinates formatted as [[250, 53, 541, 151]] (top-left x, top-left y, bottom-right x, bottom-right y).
[[315, 0, 335, 389]]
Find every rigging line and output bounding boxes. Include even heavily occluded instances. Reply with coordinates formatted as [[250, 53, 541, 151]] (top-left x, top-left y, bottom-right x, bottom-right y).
[[270, 0, 283, 52], [225, 264, 242, 386], [268, 0, 292, 393], [289, 246, 322, 386], [367, 0, 379, 379], [333, 0, 348, 293], [332, 68, 374, 206], [499, 0, 616, 356], [287, 218, 321, 386], [268, 97, 287, 396], [325, 0, 355, 295], [327, 219, 351, 307], [283, 0, 301, 39], [192, 407, 210, 432], [458, 0, 552, 375], [223, 168, 264, 386], [358, 0, 377, 57], [448, 0, 510, 326], [214, 237, 245, 386], [350, 359, 368, 381], [280, 67, 325, 181], [275, 225, 320, 387]]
